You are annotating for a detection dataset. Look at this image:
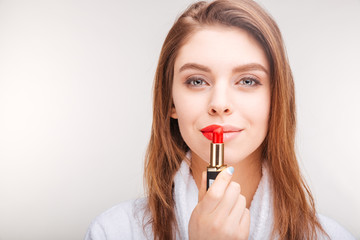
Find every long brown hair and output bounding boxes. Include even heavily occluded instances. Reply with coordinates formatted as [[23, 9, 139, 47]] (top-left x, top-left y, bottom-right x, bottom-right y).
[[144, 0, 327, 239]]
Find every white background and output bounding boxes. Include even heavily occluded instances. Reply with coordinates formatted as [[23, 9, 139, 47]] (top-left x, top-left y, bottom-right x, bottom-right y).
[[0, 0, 359, 239]]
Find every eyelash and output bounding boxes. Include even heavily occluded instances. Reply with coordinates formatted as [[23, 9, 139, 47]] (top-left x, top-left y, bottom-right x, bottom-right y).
[[237, 77, 262, 87], [184, 77, 208, 87], [184, 76, 262, 88]]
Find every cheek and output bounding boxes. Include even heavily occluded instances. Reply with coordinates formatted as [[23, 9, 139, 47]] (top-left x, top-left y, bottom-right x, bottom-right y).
[[254, 96, 270, 127], [172, 86, 207, 122], [172, 90, 201, 134], [173, 95, 193, 124], [255, 94, 270, 138], [241, 90, 270, 133], [173, 98, 202, 155], [172, 88, 209, 154]]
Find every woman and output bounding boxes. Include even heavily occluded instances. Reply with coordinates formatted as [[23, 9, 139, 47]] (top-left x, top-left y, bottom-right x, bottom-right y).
[[85, 0, 355, 239]]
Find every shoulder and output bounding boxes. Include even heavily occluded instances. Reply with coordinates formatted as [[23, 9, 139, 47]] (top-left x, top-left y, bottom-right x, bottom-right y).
[[317, 214, 356, 240], [85, 198, 152, 240]]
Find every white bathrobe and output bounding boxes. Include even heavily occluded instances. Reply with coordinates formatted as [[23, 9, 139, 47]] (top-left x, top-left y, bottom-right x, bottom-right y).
[[85, 161, 355, 240]]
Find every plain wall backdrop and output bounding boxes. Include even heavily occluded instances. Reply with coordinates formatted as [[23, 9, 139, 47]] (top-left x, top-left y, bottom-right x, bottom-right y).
[[0, 0, 359, 239]]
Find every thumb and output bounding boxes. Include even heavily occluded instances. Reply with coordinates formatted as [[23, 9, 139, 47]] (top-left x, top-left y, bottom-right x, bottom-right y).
[[198, 171, 207, 202]]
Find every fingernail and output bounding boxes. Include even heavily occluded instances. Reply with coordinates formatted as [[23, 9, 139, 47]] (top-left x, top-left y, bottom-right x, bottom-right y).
[[226, 167, 234, 175]]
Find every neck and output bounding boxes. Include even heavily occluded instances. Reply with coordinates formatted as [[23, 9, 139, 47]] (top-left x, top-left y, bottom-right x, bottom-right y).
[[190, 148, 262, 209]]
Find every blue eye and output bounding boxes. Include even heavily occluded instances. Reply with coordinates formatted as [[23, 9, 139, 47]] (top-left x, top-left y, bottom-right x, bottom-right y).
[[238, 77, 261, 87], [185, 77, 207, 87]]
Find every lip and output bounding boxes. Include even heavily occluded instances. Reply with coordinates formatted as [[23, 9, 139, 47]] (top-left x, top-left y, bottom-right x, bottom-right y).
[[201, 124, 243, 142]]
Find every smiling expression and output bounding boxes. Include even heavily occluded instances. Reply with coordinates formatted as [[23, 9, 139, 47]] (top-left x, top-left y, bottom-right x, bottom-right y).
[[171, 26, 271, 165]]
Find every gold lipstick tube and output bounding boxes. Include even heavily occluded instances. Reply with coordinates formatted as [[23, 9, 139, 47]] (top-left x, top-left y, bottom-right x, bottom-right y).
[[207, 142, 226, 190]]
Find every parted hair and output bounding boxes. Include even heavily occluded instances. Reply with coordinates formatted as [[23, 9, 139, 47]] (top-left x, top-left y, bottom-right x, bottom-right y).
[[144, 0, 328, 239]]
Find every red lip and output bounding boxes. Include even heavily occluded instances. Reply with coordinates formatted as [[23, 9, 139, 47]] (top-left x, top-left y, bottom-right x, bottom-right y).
[[201, 124, 243, 141], [201, 124, 223, 132]]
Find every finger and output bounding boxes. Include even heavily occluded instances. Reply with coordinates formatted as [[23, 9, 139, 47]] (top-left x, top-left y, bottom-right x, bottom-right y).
[[227, 194, 246, 224], [202, 167, 234, 211], [214, 181, 241, 218], [237, 208, 251, 239], [198, 171, 207, 202]]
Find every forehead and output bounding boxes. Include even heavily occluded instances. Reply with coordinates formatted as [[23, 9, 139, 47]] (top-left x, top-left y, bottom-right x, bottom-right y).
[[174, 26, 269, 73]]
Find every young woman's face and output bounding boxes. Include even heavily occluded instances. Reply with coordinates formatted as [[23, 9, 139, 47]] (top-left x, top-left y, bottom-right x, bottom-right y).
[[171, 26, 270, 165]]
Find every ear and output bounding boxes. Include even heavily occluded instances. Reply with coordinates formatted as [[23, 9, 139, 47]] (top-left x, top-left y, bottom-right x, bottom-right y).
[[170, 105, 178, 119]]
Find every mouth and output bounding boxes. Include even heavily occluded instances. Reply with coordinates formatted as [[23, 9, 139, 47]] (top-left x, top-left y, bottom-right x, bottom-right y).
[[201, 124, 243, 142]]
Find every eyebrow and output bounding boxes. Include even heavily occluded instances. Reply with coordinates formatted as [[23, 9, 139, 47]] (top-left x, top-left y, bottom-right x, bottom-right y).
[[179, 63, 211, 73], [232, 63, 269, 75], [178, 62, 269, 75]]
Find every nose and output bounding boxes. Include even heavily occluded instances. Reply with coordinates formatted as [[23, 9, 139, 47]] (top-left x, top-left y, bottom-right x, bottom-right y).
[[208, 84, 233, 116], [209, 106, 231, 115]]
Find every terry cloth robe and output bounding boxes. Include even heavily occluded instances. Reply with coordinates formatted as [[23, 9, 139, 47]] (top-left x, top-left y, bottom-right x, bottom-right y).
[[85, 160, 356, 240]]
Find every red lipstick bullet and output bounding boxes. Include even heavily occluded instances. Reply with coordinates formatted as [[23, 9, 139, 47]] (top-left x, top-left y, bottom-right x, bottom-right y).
[[207, 126, 227, 190], [212, 127, 223, 144]]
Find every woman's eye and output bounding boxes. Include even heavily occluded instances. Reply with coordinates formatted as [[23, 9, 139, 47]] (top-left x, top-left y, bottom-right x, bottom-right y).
[[238, 77, 261, 87], [185, 77, 207, 87]]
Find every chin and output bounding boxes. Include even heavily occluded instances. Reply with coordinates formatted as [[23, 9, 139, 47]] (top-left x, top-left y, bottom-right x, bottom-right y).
[[223, 155, 247, 165], [224, 146, 262, 166]]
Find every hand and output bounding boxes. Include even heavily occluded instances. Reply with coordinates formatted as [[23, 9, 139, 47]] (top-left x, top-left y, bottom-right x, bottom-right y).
[[188, 167, 250, 240]]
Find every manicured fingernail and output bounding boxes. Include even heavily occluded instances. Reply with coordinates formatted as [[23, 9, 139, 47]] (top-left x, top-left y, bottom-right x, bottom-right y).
[[226, 167, 234, 175]]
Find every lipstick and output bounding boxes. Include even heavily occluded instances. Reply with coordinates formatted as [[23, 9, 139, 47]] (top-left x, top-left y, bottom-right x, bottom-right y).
[[207, 126, 227, 190]]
